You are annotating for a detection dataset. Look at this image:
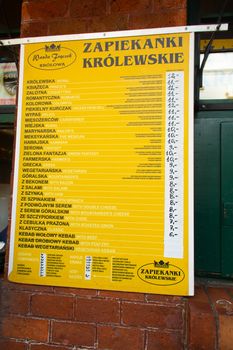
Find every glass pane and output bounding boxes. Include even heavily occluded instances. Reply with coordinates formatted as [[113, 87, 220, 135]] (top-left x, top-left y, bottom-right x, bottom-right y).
[[200, 52, 233, 100]]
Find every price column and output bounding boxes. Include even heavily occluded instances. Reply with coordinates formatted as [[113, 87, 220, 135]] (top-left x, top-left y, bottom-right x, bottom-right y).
[[164, 71, 184, 259]]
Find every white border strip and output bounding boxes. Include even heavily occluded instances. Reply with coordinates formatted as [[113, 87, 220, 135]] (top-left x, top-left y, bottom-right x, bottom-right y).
[[188, 32, 195, 296], [8, 45, 25, 275], [0, 24, 228, 46]]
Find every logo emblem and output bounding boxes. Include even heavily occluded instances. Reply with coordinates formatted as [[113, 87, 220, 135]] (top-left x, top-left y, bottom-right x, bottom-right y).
[[28, 43, 77, 70], [137, 260, 185, 286]]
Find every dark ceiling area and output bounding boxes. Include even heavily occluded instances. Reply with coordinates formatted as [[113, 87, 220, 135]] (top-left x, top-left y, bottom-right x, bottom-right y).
[[0, 0, 22, 63], [0, 0, 22, 37], [189, 0, 233, 40], [200, 0, 233, 20]]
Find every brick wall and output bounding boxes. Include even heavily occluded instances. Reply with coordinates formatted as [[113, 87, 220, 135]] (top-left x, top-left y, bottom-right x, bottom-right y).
[[20, 0, 187, 37], [1, 1, 233, 349], [1, 279, 233, 349]]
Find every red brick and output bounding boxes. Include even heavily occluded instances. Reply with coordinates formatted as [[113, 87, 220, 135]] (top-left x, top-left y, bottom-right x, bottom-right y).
[[30, 344, 73, 350], [147, 330, 183, 350], [146, 293, 184, 304], [31, 294, 74, 319], [109, 0, 153, 14], [219, 314, 233, 350], [1, 289, 30, 315], [192, 285, 208, 302], [188, 305, 216, 350], [54, 287, 97, 297], [207, 286, 233, 315], [0, 340, 26, 350], [129, 9, 186, 29], [189, 299, 212, 314], [226, 287, 233, 300], [2, 316, 49, 342], [87, 14, 129, 32], [52, 321, 95, 347], [153, 0, 186, 11], [49, 19, 87, 35], [76, 298, 120, 323], [70, 0, 107, 18], [122, 302, 183, 329], [98, 325, 144, 350], [21, 22, 49, 38], [22, 0, 69, 21], [98, 290, 145, 301], [207, 286, 232, 303], [188, 287, 214, 315], [216, 299, 233, 315], [3, 280, 53, 293]]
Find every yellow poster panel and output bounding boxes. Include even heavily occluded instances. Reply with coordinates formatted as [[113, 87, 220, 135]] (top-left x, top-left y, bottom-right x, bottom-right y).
[[9, 30, 194, 295]]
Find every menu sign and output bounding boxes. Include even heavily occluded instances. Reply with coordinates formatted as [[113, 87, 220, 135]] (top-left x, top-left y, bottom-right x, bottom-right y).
[[9, 30, 194, 295]]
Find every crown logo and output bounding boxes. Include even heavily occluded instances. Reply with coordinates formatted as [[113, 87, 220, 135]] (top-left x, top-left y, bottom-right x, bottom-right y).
[[154, 260, 169, 268], [45, 44, 61, 52]]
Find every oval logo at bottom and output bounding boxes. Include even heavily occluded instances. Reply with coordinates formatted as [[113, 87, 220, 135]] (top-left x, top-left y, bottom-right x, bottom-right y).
[[137, 260, 185, 286]]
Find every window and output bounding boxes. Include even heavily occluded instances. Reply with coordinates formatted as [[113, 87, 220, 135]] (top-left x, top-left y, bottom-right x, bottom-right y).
[[200, 52, 233, 100]]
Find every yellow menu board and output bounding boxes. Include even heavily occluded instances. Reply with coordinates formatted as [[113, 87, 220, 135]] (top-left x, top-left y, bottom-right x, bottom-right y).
[[9, 30, 194, 295]]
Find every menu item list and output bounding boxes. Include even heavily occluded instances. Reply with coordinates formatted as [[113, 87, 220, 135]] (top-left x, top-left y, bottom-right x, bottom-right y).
[[9, 32, 194, 296]]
